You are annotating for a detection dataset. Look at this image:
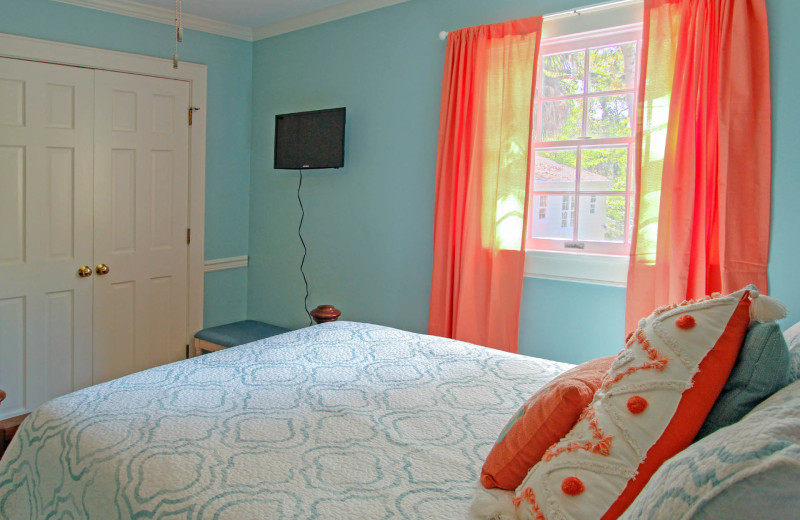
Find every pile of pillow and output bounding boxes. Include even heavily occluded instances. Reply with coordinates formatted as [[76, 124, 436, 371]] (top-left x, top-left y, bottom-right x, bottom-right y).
[[620, 377, 800, 519], [471, 286, 798, 520]]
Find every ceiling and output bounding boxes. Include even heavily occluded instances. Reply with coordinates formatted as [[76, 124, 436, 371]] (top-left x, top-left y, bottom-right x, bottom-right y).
[[132, 0, 356, 28], [52, 0, 410, 40]]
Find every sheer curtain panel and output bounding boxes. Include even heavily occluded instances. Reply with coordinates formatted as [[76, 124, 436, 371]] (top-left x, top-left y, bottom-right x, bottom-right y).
[[428, 17, 543, 352], [626, 0, 772, 331]]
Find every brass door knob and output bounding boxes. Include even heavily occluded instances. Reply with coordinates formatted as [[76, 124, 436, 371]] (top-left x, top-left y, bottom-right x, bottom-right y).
[[95, 264, 110, 275], [78, 265, 92, 278]]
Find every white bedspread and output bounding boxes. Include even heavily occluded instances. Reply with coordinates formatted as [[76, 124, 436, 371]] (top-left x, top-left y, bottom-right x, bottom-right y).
[[0, 321, 569, 519]]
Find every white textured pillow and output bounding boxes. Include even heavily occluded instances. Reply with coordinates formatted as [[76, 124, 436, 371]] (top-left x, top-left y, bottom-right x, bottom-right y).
[[620, 379, 800, 519], [513, 289, 756, 520]]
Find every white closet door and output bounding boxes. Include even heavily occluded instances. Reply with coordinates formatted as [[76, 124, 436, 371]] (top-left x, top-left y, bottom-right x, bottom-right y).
[[92, 70, 190, 384], [0, 57, 94, 419]]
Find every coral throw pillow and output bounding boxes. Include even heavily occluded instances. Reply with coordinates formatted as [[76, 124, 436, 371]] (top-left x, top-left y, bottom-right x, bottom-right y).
[[513, 288, 771, 520], [480, 356, 615, 490]]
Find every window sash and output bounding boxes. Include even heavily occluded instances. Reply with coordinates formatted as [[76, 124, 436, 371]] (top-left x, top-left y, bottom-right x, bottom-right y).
[[527, 23, 642, 256]]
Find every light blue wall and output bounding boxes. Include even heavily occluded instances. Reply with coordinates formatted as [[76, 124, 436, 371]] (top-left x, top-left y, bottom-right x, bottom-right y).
[[0, 0, 252, 327], [6, 0, 797, 358], [247, 0, 625, 362], [520, 278, 626, 363], [248, 0, 800, 363], [765, 0, 800, 328], [203, 268, 249, 328]]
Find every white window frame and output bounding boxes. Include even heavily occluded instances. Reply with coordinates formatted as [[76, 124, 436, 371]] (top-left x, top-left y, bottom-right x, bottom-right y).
[[527, 24, 641, 256], [524, 250, 629, 286], [526, 2, 643, 286]]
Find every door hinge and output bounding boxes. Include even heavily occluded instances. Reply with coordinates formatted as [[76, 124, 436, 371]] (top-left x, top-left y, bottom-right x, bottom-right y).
[[187, 228, 191, 244], [186, 344, 190, 358], [188, 106, 200, 126]]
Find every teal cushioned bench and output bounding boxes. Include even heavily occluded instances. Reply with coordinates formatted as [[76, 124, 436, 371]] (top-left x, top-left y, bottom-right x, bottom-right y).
[[194, 320, 289, 355]]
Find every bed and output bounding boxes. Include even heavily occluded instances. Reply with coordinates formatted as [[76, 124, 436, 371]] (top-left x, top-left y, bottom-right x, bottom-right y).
[[0, 321, 571, 519]]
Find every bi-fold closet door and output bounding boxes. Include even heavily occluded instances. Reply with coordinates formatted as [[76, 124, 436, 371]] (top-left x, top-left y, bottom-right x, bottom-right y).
[[0, 57, 190, 420]]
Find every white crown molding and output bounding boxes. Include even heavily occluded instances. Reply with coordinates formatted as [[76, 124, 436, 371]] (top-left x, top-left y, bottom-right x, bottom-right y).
[[204, 256, 249, 273], [52, 0, 412, 42], [51, 0, 254, 41], [252, 0, 410, 40]]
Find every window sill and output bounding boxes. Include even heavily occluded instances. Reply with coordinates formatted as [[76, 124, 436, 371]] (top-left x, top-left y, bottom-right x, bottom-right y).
[[524, 250, 628, 287]]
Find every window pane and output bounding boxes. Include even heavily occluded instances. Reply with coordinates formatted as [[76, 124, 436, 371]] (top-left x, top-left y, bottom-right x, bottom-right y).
[[541, 51, 585, 97], [538, 99, 583, 141], [589, 43, 637, 93], [577, 195, 626, 243], [587, 94, 633, 138], [532, 194, 574, 240], [533, 149, 577, 191], [580, 147, 628, 191], [537, 196, 548, 219]]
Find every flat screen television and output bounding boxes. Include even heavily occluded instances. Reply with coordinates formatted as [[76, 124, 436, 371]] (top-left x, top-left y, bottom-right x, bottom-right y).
[[274, 107, 346, 170]]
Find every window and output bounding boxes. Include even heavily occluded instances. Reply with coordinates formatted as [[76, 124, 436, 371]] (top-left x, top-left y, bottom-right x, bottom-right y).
[[538, 195, 548, 219], [561, 196, 575, 228], [527, 22, 642, 256]]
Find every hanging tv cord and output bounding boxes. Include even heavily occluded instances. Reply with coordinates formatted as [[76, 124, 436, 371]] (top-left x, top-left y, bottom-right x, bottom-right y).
[[297, 170, 312, 326]]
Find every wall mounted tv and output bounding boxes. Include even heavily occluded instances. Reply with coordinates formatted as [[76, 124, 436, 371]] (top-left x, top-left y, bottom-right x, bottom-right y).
[[274, 107, 346, 170]]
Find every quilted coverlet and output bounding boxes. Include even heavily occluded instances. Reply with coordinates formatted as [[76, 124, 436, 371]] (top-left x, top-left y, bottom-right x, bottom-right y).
[[0, 321, 570, 519]]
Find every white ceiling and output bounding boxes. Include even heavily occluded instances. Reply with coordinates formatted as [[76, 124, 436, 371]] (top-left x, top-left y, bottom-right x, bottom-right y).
[[133, 0, 354, 28], [52, 0, 411, 40]]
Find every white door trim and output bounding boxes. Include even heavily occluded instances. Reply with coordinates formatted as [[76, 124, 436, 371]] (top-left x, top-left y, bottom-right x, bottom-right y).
[[0, 31, 206, 344]]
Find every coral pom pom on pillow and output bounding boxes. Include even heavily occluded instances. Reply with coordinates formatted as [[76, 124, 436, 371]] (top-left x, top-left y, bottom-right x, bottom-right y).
[[512, 287, 773, 520], [480, 356, 614, 490]]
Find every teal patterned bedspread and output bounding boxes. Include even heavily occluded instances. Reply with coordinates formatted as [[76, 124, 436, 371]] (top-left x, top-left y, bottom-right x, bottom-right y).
[[0, 321, 570, 519]]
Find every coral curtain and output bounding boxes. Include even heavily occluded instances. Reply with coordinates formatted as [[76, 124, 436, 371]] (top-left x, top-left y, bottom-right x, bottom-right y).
[[626, 0, 771, 331], [428, 17, 542, 352]]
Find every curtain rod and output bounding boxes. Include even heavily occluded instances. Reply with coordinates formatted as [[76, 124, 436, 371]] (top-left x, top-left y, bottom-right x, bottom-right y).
[[438, 0, 642, 40]]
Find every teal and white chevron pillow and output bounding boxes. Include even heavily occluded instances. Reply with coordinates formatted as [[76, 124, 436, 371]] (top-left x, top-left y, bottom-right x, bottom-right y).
[[785, 321, 800, 382], [790, 348, 800, 382], [620, 378, 800, 520]]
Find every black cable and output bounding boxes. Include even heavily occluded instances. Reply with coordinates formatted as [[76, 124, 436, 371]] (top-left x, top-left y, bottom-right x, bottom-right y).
[[297, 170, 312, 326]]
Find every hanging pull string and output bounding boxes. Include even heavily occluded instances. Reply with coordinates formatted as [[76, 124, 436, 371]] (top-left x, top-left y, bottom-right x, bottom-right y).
[[173, 0, 182, 68], [297, 170, 312, 326]]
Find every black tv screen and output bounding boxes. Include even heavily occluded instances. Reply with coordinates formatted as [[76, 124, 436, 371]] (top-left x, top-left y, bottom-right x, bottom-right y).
[[274, 107, 346, 170]]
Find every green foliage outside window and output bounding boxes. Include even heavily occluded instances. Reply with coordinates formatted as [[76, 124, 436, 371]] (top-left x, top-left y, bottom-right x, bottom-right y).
[[535, 43, 637, 243]]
